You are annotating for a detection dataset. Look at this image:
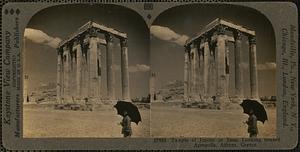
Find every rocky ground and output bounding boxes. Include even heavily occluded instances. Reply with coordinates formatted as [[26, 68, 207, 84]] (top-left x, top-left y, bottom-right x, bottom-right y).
[[23, 102, 276, 138], [23, 103, 150, 138], [151, 102, 276, 138]]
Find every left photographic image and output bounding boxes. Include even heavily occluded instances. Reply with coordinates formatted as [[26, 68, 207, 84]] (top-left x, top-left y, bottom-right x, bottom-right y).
[[23, 4, 150, 138]]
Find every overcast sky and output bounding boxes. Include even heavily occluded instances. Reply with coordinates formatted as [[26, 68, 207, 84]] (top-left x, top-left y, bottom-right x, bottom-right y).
[[24, 4, 150, 98], [150, 4, 276, 97]]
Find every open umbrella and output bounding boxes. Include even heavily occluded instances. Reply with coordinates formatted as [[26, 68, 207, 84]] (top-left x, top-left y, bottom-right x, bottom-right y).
[[240, 99, 268, 123], [114, 101, 141, 125]]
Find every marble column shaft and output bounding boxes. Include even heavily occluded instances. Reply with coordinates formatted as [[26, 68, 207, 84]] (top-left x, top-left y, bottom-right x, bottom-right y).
[[249, 36, 259, 99], [97, 43, 102, 97], [234, 31, 243, 99], [203, 41, 210, 98], [225, 41, 230, 98], [82, 49, 88, 97], [71, 48, 76, 98], [216, 28, 228, 102], [63, 46, 70, 100], [187, 50, 192, 101], [89, 37, 99, 97], [106, 33, 115, 100], [75, 42, 82, 97], [198, 45, 204, 99], [184, 47, 189, 101], [190, 43, 198, 99], [57, 52, 62, 103], [121, 38, 130, 100]]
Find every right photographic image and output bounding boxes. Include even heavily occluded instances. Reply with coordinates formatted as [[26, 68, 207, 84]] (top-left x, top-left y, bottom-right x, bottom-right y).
[[150, 4, 276, 138]]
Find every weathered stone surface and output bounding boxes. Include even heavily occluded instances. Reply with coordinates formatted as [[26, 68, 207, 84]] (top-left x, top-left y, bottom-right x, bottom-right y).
[[57, 53, 62, 103], [184, 47, 189, 101], [185, 19, 258, 105], [74, 43, 82, 97], [121, 38, 130, 100], [63, 46, 70, 101], [106, 33, 115, 100], [249, 36, 259, 99], [89, 37, 99, 97], [203, 41, 210, 98], [234, 30, 243, 99], [215, 34, 229, 103]]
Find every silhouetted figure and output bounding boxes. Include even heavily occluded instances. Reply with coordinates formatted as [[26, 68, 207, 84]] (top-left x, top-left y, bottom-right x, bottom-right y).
[[120, 111, 132, 137], [246, 109, 258, 138]]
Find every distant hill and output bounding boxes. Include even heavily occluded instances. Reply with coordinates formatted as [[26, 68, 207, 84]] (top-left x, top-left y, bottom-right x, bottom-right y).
[[156, 80, 184, 102]]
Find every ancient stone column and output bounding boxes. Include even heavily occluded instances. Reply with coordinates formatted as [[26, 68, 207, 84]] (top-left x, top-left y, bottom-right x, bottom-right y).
[[105, 33, 115, 100], [63, 46, 70, 101], [188, 49, 192, 101], [74, 40, 82, 97], [81, 47, 88, 98], [184, 46, 189, 101], [150, 72, 156, 102], [57, 51, 62, 103], [203, 40, 210, 99], [211, 46, 217, 97], [89, 34, 99, 98], [97, 43, 102, 98], [120, 38, 130, 100], [208, 48, 213, 97], [71, 47, 76, 99], [233, 30, 243, 101], [249, 36, 259, 99], [190, 42, 198, 100], [216, 25, 229, 103], [225, 41, 230, 98], [198, 43, 204, 100]]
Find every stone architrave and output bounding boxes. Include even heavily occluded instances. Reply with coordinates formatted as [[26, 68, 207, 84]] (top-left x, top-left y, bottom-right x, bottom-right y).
[[105, 33, 115, 100], [120, 38, 130, 100], [249, 36, 259, 99]]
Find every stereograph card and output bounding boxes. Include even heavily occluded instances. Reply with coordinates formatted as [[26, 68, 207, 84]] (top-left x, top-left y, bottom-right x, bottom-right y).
[[1, 0, 298, 150]]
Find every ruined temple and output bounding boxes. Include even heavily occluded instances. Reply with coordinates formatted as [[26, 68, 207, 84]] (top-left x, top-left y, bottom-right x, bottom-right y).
[[56, 21, 130, 103], [184, 18, 258, 103]]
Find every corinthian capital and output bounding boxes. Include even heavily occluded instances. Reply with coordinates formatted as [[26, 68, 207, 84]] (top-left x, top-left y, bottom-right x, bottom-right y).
[[105, 33, 114, 42], [249, 35, 256, 45], [233, 30, 242, 40], [120, 38, 128, 48]]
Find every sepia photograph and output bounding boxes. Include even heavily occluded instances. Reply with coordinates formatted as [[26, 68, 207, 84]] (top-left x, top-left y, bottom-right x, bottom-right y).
[[150, 4, 277, 138], [23, 4, 150, 138], [1, 0, 298, 150]]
